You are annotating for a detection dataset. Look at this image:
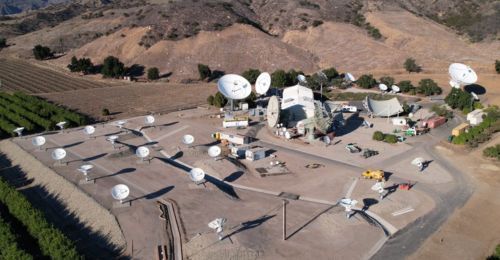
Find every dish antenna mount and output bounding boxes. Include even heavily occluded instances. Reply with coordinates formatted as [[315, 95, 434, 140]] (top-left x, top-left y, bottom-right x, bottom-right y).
[[339, 198, 358, 219], [78, 164, 94, 182], [208, 218, 227, 240], [448, 63, 477, 88], [56, 121, 67, 131], [13, 127, 24, 137]]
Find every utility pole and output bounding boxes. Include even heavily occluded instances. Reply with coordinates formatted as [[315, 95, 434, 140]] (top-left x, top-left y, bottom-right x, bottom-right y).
[[283, 199, 288, 241]]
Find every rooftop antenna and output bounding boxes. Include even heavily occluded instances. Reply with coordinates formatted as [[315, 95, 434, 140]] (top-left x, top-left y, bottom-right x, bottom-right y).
[[111, 184, 130, 206], [266, 95, 280, 128], [78, 164, 94, 184], [182, 134, 195, 148], [135, 146, 151, 163], [189, 167, 206, 185], [51, 148, 67, 166], [208, 218, 227, 240], [13, 127, 24, 137], [371, 181, 386, 199], [411, 157, 425, 172], [208, 145, 222, 160], [83, 125, 96, 139], [217, 74, 252, 111], [297, 74, 307, 86], [378, 83, 388, 93], [56, 121, 67, 132], [106, 135, 119, 149], [32, 136, 46, 151], [391, 85, 400, 93], [339, 198, 358, 219], [448, 63, 478, 88]]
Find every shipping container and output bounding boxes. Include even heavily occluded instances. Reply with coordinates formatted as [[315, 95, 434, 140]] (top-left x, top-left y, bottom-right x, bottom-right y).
[[245, 148, 267, 161], [426, 116, 446, 129], [452, 123, 470, 136]]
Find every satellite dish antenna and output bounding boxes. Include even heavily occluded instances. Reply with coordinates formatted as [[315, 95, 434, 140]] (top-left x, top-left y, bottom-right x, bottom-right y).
[[391, 85, 400, 93], [378, 84, 388, 92], [297, 74, 307, 86], [182, 134, 195, 145], [111, 184, 130, 204], [106, 135, 119, 148], [208, 218, 227, 240], [371, 181, 385, 198], [471, 91, 479, 101], [13, 127, 24, 137], [78, 164, 94, 182], [339, 198, 358, 219], [323, 135, 331, 145], [135, 146, 150, 162], [145, 115, 155, 125], [284, 131, 291, 139], [449, 63, 477, 87], [217, 74, 252, 110], [411, 157, 424, 166], [189, 168, 206, 183], [56, 121, 67, 131], [83, 125, 95, 138], [32, 136, 46, 150], [255, 72, 271, 95], [267, 95, 280, 128], [345, 72, 355, 82], [51, 148, 67, 165], [208, 145, 221, 159]]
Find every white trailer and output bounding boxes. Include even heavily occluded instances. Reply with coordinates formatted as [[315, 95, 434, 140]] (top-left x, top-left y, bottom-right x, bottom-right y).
[[245, 147, 267, 161], [214, 132, 251, 145], [231, 145, 251, 158], [223, 119, 249, 128]]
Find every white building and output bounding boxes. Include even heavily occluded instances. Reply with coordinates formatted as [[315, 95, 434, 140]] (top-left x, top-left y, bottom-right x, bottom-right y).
[[466, 109, 485, 125]]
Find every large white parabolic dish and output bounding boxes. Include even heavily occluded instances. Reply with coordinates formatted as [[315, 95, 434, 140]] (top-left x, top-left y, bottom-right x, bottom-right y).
[[267, 95, 280, 128], [449, 63, 477, 85], [217, 74, 252, 100], [255, 72, 271, 95], [111, 184, 130, 201]]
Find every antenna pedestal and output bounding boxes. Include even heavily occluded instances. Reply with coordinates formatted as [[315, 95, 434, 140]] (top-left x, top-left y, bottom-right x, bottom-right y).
[[79, 178, 95, 185], [53, 160, 67, 167], [113, 201, 131, 208]]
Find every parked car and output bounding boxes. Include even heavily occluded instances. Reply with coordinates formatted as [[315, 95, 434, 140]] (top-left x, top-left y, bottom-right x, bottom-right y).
[[362, 149, 379, 158], [345, 143, 362, 153]]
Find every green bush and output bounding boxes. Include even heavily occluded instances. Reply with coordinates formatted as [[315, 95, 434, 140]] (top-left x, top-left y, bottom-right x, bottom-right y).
[[147, 67, 160, 80], [398, 80, 415, 93], [379, 76, 395, 87], [383, 134, 398, 144], [213, 92, 227, 108], [417, 79, 442, 96], [0, 177, 79, 259], [322, 67, 339, 80], [404, 58, 422, 73], [197, 64, 211, 80], [271, 70, 287, 88], [312, 20, 323, 27], [373, 131, 385, 141], [101, 56, 124, 78], [101, 108, 110, 116], [356, 74, 376, 89], [445, 88, 473, 110], [32, 45, 53, 60], [0, 215, 33, 260], [207, 95, 214, 106], [241, 69, 261, 84], [67, 56, 94, 74], [483, 144, 500, 160]]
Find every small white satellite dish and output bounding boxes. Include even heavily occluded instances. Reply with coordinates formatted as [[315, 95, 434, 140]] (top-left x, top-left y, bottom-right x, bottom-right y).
[[284, 131, 291, 139], [411, 157, 425, 166], [255, 72, 271, 95], [208, 145, 222, 158], [135, 146, 150, 159], [145, 115, 155, 125], [297, 74, 307, 84], [217, 74, 252, 100], [189, 168, 206, 182], [51, 148, 67, 161], [449, 63, 477, 86], [208, 217, 226, 240], [107, 135, 119, 147], [323, 135, 331, 145], [13, 127, 24, 137], [115, 120, 127, 128], [371, 182, 385, 191], [111, 184, 130, 203], [378, 84, 388, 92], [182, 134, 195, 145], [471, 91, 479, 101], [267, 95, 280, 128], [345, 72, 355, 82], [391, 85, 400, 93], [83, 125, 95, 135], [56, 121, 67, 130], [32, 136, 46, 149], [78, 164, 93, 173]]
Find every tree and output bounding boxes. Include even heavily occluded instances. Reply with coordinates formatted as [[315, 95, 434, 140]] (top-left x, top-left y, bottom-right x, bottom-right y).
[[213, 92, 227, 108], [101, 108, 110, 116], [68, 56, 94, 74], [207, 95, 215, 106], [67, 56, 78, 72], [242, 69, 261, 84], [372, 131, 385, 141], [356, 74, 376, 89], [496, 60, 500, 74], [147, 67, 160, 80], [417, 79, 442, 96], [271, 70, 287, 88], [383, 134, 398, 144], [244, 91, 257, 108], [197, 64, 211, 81], [101, 56, 124, 78], [397, 80, 414, 93], [379, 76, 395, 87], [445, 88, 473, 110], [322, 67, 339, 80], [404, 58, 422, 73], [32, 45, 53, 60], [0, 38, 6, 48], [285, 69, 302, 86]]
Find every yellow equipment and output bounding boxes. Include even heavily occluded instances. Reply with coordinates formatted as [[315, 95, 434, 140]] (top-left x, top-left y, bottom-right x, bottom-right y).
[[361, 170, 385, 181]]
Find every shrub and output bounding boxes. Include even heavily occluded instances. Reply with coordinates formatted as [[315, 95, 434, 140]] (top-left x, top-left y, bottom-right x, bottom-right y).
[[398, 80, 414, 93], [445, 88, 473, 110], [496, 60, 500, 74], [0, 215, 33, 259], [312, 20, 323, 27], [372, 131, 385, 141], [383, 134, 398, 144], [197, 64, 211, 81], [67, 56, 94, 74], [417, 79, 442, 96], [404, 58, 422, 73], [147, 67, 160, 80], [213, 92, 227, 108], [356, 74, 376, 89], [207, 95, 214, 106], [322, 67, 339, 80], [101, 56, 125, 78], [379, 76, 395, 87], [271, 70, 287, 88], [32, 45, 53, 60], [101, 108, 110, 116], [285, 69, 302, 86], [242, 69, 261, 84]]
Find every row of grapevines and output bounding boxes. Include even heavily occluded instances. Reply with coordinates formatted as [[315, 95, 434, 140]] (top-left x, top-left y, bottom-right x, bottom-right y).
[[0, 106, 36, 131], [0, 96, 54, 130], [0, 214, 33, 260]]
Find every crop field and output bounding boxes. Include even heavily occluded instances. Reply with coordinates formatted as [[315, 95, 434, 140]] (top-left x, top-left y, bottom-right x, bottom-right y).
[[0, 92, 88, 138], [0, 59, 110, 93]]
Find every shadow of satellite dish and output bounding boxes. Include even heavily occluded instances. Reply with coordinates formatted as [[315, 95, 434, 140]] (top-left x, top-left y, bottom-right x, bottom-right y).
[[464, 84, 486, 95]]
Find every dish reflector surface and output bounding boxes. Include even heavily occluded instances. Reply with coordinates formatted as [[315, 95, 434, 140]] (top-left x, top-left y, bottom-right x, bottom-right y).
[[378, 84, 388, 91], [189, 168, 205, 182], [217, 74, 252, 100], [111, 184, 130, 200], [135, 146, 150, 158], [51, 148, 67, 160], [208, 145, 221, 157], [449, 63, 477, 85], [32, 136, 46, 147], [182, 134, 195, 145], [84, 125, 95, 135], [345, 73, 355, 81], [391, 85, 400, 92], [267, 95, 280, 128], [255, 72, 271, 95], [145, 115, 155, 124]]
